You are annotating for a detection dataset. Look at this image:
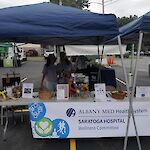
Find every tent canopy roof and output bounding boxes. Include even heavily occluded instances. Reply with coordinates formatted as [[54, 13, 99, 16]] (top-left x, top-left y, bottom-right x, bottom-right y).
[[119, 12, 150, 44], [0, 2, 119, 45]]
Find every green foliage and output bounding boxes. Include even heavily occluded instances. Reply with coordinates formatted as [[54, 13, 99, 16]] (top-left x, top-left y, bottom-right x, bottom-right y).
[[117, 15, 138, 27], [50, 0, 84, 9]]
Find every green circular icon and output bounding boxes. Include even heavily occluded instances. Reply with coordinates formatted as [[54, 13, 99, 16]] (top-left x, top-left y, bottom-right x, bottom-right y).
[[35, 118, 53, 137]]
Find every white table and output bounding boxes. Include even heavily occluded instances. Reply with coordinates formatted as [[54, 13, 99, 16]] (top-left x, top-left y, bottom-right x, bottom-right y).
[[0, 97, 96, 106], [0, 97, 150, 139], [0, 97, 95, 140]]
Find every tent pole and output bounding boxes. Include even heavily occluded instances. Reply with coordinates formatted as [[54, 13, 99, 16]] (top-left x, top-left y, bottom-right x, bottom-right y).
[[117, 36, 131, 150], [123, 43, 135, 150], [130, 44, 135, 74], [123, 32, 143, 150], [117, 36, 130, 92], [97, 37, 101, 83], [55, 45, 60, 64], [100, 45, 105, 64], [97, 44, 101, 83], [129, 31, 143, 150], [129, 44, 134, 88]]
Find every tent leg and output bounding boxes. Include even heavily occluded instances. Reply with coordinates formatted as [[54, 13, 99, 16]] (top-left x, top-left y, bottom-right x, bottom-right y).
[[117, 36, 131, 150], [129, 44, 135, 88], [124, 43, 135, 150], [97, 45, 105, 83], [97, 44, 101, 82], [123, 109, 131, 150], [130, 44, 135, 75], [129, 32, 143, 150], [117, 36, 130, 92], [119, 32, 143, 150]]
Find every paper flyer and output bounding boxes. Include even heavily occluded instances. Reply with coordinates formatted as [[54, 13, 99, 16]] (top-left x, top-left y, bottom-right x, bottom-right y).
[[94, 83, 106, 101], [57, 84, 69, 100], [136, 86, 150, 98], [22, 83, 34, 98]]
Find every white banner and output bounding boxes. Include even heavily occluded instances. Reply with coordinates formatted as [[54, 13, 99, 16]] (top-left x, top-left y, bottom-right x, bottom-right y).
[[65, 45, 127, 56], [29, 101, 150, 138]]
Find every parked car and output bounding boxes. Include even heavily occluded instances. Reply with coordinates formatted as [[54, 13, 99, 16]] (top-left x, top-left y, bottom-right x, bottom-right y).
[[140, 51, 144, 55], [44, 50, 54, 58], [144, 51, 150, 56], [115, 51, 131, 58], [123, 51, 131, 58]]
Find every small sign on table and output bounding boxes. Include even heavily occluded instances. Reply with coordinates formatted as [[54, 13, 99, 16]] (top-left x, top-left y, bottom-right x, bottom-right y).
[[136, 86, 150, 98], [94, 83, 106, 101], [57, 84, 69, 100], [22, 83, 34, 98]]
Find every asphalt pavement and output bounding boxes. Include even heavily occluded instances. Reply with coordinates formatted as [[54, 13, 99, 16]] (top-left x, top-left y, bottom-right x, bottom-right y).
[[0, 57, 45, 90], [113, 56, 150, 90]]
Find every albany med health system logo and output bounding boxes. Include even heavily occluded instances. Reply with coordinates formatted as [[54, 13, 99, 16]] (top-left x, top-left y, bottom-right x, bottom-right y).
[[66, 108, 76, 117], [29, 103, 70, 138]]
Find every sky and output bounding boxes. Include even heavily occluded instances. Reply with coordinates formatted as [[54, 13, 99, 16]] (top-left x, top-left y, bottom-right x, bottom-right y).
[[105, 0, 150, 17], [0, 0, 150, 17]]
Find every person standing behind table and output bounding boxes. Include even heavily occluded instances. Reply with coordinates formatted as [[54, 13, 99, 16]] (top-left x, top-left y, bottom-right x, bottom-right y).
[[57, 52, 73, 84], [40, 54, 57, 92]]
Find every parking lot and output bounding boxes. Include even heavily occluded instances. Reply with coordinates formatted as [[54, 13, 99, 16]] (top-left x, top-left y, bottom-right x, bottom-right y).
[[1, 56, 150, 90]]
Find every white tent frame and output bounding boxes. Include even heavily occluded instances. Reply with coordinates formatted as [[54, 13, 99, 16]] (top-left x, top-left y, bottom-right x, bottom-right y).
[[117, 32, 144, 150]]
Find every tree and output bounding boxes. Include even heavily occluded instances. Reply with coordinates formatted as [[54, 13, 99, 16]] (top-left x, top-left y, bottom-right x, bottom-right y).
[[117, 15, 138, 27], [117, 15, 138, 51], [50, 0, 85, 9]]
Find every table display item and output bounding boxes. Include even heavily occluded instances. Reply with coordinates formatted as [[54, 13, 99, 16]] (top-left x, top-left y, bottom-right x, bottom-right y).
[[81, 83, 88, 98], [69, 80, 80, 97], [2, 73, 20, 87], [94, 83, 106, 101], [136, 86, 150, 98], [39, 90, 53, 100], [0, 91, 7, 101], [6, 87, 12, 97], [111, 91, 126, 100], [12, 86, 22, 98], [57, 84, 69, 100], [22, 83, 33, 98]]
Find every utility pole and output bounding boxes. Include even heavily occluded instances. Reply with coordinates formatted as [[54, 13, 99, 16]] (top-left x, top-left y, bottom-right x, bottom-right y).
[[88, 0, 116, 14], [102, 0, 104, 14], [59, 0, 63, 5]]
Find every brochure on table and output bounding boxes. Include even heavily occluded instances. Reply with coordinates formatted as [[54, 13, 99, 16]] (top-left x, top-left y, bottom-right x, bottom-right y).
[[136, 86, 150, 98], [22, 83, 34, 98], [94, 83, 106, 101], [57, 84, 69, 100]]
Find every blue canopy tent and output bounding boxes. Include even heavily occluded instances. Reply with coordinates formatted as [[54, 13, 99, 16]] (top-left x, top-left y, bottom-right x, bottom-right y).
[[116, 12, 150, 150], [0, 2, 128, 144], [0, 2, 119, 45], [0, 2, 121, 85], [120, 12, 150, 45]]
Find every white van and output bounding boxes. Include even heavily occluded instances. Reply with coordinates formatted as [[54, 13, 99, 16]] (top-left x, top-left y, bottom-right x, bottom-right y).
[[8, 46, 27, 62], [18, 47, 27, 61]]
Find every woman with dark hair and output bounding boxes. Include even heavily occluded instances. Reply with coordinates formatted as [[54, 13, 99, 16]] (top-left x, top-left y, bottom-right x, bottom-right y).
[[40, 54, 57, 92], [57, 52, 72, 83]]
